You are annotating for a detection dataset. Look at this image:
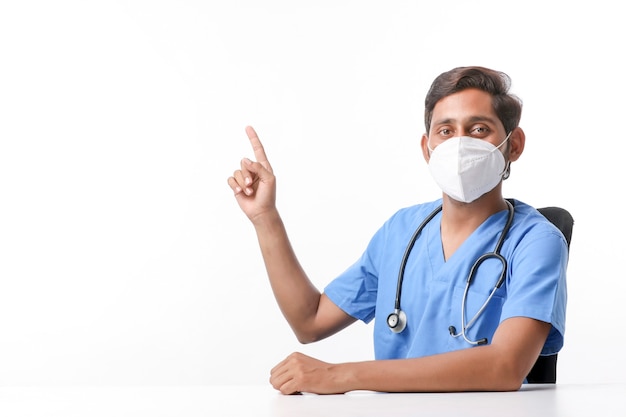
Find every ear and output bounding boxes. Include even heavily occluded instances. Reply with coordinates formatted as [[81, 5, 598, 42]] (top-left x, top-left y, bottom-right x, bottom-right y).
[[507, 127, 525, 162], [420, 134, 431, 162]]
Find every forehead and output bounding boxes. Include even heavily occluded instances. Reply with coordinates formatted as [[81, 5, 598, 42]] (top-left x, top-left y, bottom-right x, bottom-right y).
[[431, 88, 500, 127]]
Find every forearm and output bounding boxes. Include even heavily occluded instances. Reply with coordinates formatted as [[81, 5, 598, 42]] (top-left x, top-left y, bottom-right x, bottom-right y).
[[336, 345, 524, 393], [252, 209, 322, 341], [327, 317, 549, 394]]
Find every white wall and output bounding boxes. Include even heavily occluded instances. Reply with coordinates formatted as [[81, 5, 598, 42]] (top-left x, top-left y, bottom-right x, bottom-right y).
[[0, 0, 623, 386]]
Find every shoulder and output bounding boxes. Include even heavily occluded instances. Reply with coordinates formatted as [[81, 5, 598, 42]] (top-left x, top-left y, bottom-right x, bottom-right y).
[[510, 200, 566, 234], [508, 199, 569, 252]]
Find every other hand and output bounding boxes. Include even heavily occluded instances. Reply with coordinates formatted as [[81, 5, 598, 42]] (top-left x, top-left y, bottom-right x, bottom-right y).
[[270, 352, 348, 395]]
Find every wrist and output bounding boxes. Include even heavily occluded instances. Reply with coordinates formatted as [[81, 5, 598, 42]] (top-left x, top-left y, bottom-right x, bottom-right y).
[[250, 208, 282, 230], [331, 362, 360, 393]]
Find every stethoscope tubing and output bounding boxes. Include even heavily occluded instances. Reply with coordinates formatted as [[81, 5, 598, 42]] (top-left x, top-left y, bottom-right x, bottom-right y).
[[393, 205, 442, 310]]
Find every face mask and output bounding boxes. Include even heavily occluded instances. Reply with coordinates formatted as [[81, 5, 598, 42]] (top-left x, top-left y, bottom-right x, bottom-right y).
[[427, 133, 511, 203]]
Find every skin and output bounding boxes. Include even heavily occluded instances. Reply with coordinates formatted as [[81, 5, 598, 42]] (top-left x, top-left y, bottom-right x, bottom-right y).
[[227, 88, 550, 395]]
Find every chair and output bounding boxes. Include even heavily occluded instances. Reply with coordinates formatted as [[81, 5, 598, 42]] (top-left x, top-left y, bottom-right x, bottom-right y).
[[525, 206, 574, 384]]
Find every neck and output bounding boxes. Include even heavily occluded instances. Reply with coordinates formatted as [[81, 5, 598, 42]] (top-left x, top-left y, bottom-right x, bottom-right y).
[[442, 185, 507, 219], [439, 188, 508, 261]]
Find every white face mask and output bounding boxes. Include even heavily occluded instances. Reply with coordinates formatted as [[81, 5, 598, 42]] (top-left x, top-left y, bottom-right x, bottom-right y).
[[427, 133, 511, 203]]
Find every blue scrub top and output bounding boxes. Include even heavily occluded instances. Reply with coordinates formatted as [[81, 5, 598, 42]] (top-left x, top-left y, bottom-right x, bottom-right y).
[[324, 199, 568, 360]]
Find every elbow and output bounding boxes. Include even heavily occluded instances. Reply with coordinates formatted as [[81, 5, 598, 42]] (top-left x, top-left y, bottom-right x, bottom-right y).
[[489, 358, 530, 392], [290, 325, 322, 344], [487, 370, 524, 392], [292, 322, 336, 344], [296, 336, 314, 345], [496, 376, 524, 392], [294, 330, 322, 345]]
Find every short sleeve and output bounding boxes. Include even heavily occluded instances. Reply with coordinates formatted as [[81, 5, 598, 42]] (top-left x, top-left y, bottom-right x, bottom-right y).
[[501, 222, 568, 355]]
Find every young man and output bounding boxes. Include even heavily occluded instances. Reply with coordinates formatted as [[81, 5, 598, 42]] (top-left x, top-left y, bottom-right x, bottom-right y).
[[227, 66, 568, 394]]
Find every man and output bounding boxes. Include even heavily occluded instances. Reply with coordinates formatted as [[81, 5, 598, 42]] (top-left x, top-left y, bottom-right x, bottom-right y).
[[227, 66, 568, 394]]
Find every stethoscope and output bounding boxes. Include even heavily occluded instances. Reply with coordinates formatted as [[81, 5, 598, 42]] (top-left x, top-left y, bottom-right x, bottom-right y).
[[386, 200, 515, 346]]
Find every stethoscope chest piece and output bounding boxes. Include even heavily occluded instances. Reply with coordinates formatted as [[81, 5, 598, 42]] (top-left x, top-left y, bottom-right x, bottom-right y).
[[387, 309, 407, 333]]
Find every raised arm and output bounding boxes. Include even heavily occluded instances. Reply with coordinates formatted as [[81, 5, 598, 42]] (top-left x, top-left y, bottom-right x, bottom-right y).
[[227, 126, 356, 343]]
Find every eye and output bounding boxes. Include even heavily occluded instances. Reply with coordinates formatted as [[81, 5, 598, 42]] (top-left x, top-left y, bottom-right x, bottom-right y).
[[470, 125, 490, 137], [438, 128, 453, 137]]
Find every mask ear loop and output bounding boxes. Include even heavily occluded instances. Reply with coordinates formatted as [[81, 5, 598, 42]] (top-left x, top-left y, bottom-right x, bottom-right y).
[[495, 131, 512, 150], [427, 137, 435, 154], [502, 161, 511, 180], [496, 131, 512, 180]]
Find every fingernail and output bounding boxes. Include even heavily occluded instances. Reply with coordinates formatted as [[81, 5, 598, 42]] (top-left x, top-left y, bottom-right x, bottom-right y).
[[243, 158, 252, 165], [234, 186, 242, 194], [245, 177, 252, 185], [245, 187, 253, 195]]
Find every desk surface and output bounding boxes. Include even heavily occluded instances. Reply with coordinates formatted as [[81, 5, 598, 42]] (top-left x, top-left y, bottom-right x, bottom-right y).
[[1, 383, 624, 417]]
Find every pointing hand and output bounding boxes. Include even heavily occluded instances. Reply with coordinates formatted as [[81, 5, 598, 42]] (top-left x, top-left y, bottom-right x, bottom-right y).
[[227, 126, 277, 223]]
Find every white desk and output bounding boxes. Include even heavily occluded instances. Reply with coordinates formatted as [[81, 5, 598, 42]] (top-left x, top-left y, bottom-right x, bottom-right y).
[[1, 383, 624, 416]]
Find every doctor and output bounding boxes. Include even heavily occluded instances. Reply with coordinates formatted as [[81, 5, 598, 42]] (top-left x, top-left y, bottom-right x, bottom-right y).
[[227, 66, 568, 394]]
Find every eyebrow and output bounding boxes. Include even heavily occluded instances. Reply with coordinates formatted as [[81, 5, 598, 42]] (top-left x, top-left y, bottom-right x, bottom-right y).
[[433, 116, 499, 126]]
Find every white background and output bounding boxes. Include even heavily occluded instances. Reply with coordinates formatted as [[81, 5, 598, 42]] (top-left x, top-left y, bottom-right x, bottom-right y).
[[0, 0, 623, 386]]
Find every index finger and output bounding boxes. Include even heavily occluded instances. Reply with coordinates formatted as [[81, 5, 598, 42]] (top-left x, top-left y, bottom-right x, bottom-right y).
[[245, 125, 269, 163]]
